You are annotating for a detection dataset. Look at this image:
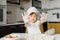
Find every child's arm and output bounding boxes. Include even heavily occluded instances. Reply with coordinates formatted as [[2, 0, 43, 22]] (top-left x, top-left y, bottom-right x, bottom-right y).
[[24, 22, 29, 27], [40, 12, 47, 24], [21, 12, 29, 27]]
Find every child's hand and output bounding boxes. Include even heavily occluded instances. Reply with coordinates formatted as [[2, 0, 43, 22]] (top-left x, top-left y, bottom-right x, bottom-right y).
[[25, 22, 29, 27], [40, 12, 48, 23], [21, 12, 29, 23]]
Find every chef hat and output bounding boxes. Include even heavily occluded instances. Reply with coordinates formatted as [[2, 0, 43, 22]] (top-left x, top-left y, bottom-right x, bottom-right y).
[[26, 7, 39, 15]]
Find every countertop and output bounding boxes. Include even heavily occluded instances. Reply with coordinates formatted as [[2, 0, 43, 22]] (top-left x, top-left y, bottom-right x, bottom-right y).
[[0, 22, 24, 26], [0, 33, 60, 40]]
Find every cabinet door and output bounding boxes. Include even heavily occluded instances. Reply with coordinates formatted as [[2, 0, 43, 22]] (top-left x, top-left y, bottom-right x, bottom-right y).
[[48, 0, 60, 8], [47, 9, 60, 22], [0, 0, 6, 5], [42, 0, 60, 9], [41, 0, 50, 9]]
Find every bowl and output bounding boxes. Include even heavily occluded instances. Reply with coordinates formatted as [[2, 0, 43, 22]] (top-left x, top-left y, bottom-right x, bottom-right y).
[[4, 34, 20, 40]]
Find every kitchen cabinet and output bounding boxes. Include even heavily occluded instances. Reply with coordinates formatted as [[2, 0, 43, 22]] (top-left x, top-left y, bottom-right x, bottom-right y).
[[41, 0, 60, 9], [41, 0, 49, 9], [0, 0, 6, 5], [47, 9, 60, 22]]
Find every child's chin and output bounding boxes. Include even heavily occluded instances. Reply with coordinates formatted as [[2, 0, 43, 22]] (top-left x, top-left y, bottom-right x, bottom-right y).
[[31, 21, 36, 23]]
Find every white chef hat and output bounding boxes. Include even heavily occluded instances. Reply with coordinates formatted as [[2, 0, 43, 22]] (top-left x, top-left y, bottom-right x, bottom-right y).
[[26, 7, 39, 16]]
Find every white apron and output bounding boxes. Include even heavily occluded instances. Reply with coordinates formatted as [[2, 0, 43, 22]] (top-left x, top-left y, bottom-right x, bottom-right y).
[[27, 20, 41, 34]]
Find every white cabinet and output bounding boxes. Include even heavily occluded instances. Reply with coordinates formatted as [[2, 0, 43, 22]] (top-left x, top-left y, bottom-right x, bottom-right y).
[[41, 0, 49, 9], [48, 0, 60, 8], [41, 0, 60, 9], [0, 0, 6, 5], [47, 9, 60, 22]]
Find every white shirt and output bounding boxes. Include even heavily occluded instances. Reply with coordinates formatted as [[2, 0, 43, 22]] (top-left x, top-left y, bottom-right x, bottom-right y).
[[27, 20, 41, 34]]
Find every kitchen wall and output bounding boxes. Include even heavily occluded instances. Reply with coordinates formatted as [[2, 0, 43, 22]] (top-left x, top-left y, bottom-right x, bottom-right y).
[[7, 0, 32, 23]]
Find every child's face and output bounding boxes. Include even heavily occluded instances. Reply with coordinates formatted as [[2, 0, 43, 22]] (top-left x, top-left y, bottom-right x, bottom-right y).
[[29, 13, 37, 23]]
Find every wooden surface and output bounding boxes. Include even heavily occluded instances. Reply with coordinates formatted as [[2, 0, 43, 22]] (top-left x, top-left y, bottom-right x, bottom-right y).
[[48, 23, 60, 34]]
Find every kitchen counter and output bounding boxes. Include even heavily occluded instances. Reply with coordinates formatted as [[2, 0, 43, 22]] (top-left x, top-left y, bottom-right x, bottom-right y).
[[0, 33, 60, 40], [0, 33, 28, 40], [0, 22, 24, 26]]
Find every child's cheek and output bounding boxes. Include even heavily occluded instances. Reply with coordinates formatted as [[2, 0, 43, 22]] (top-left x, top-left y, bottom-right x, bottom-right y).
[[29, 17, 32, 21]]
